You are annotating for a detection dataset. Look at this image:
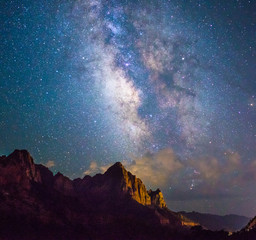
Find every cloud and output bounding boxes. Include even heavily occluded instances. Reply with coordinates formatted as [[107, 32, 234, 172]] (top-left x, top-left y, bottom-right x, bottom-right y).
[[45, 160, 55, 168], [84, 148, 256, 192], [132, 150, 255, 200], [170, 151, 255, 201], [83, 149, 256, 205], [186, 152, 242, 187], [189, 156, 221, 181], [84, 161, 110, 176], [124, 149, 184, 189], [83, 149, 183, 187]]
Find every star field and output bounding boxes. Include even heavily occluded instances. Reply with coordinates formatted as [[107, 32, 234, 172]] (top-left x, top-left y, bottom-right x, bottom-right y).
[[1, 0, 256, 216]]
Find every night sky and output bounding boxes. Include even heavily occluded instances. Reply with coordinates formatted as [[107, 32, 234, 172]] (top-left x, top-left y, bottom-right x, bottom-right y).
[[1, 0, 256, 217]]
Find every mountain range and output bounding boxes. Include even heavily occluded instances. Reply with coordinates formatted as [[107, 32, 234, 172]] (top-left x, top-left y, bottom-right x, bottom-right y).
[[0, 149, 255, 240], [179, 211, 250, 232]]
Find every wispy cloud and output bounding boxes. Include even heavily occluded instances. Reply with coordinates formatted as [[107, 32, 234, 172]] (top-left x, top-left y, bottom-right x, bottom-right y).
[[84, 149, 256, 201], [45, 160, 55, 168], [83, 161, 111, 176], [124, 149, 183, 189]]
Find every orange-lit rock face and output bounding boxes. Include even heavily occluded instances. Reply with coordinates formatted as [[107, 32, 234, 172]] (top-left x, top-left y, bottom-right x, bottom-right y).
[[0, 151, 167, 209], [104, 162, 167, 208], [179, 214, 199, 227], [104, 162, 152, 205], [0, 150, 202, 240], [148, 189, 167, 208], [181, 221, 199, 227]]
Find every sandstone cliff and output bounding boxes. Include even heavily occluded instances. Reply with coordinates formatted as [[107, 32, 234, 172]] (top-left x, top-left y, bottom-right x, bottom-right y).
[[104, 162, 156, 206], [0, 149, 41, 190], [0, 149, 200, 240], [148, 188, 167, 208]]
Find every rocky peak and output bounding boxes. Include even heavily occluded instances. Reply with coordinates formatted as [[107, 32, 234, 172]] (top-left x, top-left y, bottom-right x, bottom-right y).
[[0, 150, 41, 188], [0, 151, 169, 210], [1, 149, 33, 166], [103, 162, 168, 208], [148, 188, 167, 208], [103, 162, 151, 205], [104, 162, 125, 177], [0, 151, 191, 237], [53, 172, 74, 195], [36, 164, 54, 186]]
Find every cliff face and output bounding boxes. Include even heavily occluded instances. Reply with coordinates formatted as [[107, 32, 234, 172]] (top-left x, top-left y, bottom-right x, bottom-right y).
[[0, 150, 171, 209], [54, 172, 74, 195], [0, 150, 199, 240], [103, 162, 154, 206], [148, 188, 167, 208], [0, 150, 42, 190], [76, 161, 167, 208]]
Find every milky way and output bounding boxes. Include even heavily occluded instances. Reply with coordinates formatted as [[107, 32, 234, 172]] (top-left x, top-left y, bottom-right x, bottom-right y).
[[1, 0, 256, 216]]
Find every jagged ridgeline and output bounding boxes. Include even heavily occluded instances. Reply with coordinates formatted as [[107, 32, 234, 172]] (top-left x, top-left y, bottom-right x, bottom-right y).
[[0, 150, 255, 240]]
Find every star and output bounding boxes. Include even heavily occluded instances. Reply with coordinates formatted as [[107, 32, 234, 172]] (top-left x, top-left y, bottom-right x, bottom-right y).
[[1, 0, 256, 217]]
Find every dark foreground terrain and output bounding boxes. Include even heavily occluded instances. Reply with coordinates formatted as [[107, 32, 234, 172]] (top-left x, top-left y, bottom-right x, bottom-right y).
[[0, 150, 255, 240]]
